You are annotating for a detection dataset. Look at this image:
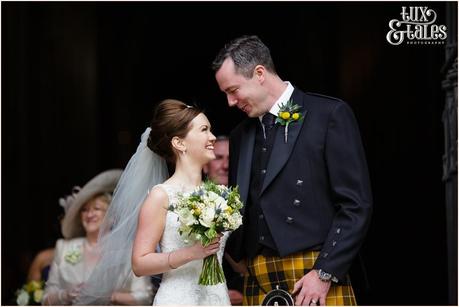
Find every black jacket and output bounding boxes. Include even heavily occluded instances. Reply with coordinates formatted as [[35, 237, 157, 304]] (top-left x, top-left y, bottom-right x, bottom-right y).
[[227, 88, 372, 281]]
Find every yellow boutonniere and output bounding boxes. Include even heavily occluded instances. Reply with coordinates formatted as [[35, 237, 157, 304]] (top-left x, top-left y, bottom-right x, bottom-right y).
[[276, 99, 303, 143]]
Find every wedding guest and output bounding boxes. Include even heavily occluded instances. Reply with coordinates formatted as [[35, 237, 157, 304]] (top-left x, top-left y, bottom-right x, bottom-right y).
[[27, 248, 54, 282], [213, 35, 372, 305], [42, 169, 153, 305], [203, 135, 230, 186]]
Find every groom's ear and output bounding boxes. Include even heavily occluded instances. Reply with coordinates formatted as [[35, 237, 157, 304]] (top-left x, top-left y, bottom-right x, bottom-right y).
[[253, 65, 265, 83], [171, 136, 186, 153]]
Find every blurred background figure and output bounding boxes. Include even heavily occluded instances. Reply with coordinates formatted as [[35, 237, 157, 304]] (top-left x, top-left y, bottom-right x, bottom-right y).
[[203, 135, 230, 186], [203, 135, 244, 305], [26, 197, 70, 284], [15, 247, 55, 305], [27, 248, 55, 283], [42, 169, 153, 305], [16, 194, 69, 305]]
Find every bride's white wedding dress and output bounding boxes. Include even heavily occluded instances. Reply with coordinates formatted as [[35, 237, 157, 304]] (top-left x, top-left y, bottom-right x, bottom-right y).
[[153, 184, 231, 306]]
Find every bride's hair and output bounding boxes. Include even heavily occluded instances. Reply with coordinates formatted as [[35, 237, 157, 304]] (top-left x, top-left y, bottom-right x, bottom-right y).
[[148, 99, 202, 162]]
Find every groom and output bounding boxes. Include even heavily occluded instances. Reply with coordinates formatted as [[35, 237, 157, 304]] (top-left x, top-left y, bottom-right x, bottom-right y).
[[212, 35, 372, 306]]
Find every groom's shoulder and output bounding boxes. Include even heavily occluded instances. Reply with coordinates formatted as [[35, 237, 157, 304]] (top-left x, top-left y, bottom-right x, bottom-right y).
[[301, 91, 348, 114], [304, 91, 344, 105]]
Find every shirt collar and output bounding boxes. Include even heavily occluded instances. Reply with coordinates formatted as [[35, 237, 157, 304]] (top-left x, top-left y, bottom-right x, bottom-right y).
[[258, 81, 294, 122]]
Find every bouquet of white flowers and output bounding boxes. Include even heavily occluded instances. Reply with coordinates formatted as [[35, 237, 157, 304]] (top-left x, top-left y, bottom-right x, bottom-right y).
[[168, 180, 243, 285]]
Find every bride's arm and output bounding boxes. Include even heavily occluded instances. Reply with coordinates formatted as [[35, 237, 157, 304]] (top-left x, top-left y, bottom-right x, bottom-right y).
[[131, 186, 221, 277]]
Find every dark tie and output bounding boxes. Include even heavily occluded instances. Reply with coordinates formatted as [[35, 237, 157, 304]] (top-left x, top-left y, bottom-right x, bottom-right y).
[[261, 113, 276, 139]]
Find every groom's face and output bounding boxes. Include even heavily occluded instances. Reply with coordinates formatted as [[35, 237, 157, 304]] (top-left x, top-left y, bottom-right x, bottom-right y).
[[215, 58, 267, 118]]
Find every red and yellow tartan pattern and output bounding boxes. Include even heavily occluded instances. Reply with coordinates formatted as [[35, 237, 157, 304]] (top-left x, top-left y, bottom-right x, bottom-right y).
[[243, 251, 357, 306]]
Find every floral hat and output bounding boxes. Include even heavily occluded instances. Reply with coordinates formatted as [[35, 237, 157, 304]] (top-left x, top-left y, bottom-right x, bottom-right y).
[[60, 169, 123, 239]]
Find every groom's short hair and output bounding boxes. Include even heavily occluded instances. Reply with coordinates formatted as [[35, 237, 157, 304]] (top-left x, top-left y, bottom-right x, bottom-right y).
[[212, 35, 277, 79]]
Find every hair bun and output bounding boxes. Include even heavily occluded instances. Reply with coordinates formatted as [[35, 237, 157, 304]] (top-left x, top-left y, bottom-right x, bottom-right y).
[[147, 99, 201, 162]]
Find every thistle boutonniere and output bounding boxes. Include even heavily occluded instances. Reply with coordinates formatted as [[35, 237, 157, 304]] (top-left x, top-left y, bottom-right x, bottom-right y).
[[64, 248, 82, 265], [276, 99, 303, 143]]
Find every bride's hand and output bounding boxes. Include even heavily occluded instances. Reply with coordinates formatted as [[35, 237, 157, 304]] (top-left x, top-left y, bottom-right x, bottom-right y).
[[190, 234, 222, 260]]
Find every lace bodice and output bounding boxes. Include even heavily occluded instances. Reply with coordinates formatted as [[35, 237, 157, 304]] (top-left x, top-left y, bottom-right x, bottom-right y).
[[152, 184, 231, 306]]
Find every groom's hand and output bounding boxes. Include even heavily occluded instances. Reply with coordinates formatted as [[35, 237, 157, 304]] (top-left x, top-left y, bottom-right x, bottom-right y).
[[292, 270, 331, 306], [224, 253, 248, 275]]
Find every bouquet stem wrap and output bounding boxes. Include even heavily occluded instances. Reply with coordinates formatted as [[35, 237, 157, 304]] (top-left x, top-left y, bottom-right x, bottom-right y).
[[199, 253, 226, 285]]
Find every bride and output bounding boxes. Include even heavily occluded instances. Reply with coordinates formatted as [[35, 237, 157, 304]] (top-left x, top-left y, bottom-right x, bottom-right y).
[[76, 99, 231, 305]]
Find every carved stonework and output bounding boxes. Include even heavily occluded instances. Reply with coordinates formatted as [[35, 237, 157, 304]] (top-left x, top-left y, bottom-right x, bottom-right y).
[[442, 57, 458, 181], [441, 3, 457, 305]]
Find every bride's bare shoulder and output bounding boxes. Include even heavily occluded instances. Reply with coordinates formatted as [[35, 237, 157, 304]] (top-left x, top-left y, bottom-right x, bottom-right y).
[[143, 184, 169, 210]]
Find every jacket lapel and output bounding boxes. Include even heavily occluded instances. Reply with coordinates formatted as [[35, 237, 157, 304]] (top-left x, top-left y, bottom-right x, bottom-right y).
[[261, 89, 308, 195], [237, 119, 257, 205]]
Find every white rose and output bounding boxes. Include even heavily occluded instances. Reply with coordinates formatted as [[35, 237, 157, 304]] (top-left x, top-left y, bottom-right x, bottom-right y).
[[207, 191, 219, 202], [178, 208, 196, 226], [199, 207, 216, 228], [207, 192, 220, 207], [228, 213, 243, 230], [16, 290, 29, 306]]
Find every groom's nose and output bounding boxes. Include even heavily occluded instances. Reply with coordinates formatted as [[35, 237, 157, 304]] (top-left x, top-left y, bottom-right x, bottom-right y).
[[227, 96, 238, 107]]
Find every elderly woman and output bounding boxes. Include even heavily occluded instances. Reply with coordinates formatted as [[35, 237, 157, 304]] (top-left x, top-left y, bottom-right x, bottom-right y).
[[42, 169, 153, 305]]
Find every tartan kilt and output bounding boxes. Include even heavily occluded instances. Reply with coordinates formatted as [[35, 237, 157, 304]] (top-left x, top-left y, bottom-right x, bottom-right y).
[[243, 251, 357, 306]]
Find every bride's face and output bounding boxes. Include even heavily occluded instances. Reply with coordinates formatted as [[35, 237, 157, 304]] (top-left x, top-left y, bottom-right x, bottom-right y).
[[182, 113, 216, 165]]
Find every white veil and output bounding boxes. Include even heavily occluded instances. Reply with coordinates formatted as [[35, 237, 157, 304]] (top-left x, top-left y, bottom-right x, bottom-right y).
[[75, 128, 168, 305]]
